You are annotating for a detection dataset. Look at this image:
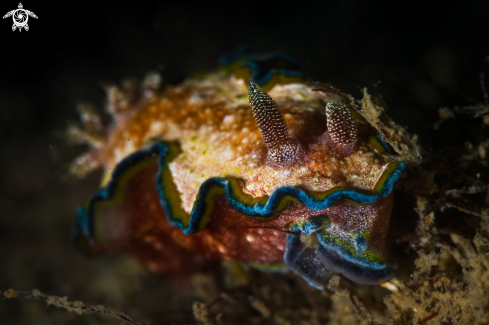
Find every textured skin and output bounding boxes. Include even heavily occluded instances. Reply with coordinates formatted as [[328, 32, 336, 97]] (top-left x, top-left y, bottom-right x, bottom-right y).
[[73, 53, 407, 286], [325, 102, 357, 154], [248, 79, 298, 165]]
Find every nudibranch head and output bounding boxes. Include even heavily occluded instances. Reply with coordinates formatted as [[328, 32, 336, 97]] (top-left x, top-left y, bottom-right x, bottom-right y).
[[71, 50, 410, 289]]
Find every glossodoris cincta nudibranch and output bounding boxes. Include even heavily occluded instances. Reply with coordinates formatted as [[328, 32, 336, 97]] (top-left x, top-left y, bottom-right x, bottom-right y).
[[71, 51, 419, 289]]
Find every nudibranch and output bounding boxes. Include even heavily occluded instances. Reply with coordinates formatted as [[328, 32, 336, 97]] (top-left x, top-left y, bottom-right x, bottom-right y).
[[71, 51, 409, 289]]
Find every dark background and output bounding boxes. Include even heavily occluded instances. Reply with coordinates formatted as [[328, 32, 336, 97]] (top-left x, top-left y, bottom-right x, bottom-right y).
[[1, 1, 488, 324]]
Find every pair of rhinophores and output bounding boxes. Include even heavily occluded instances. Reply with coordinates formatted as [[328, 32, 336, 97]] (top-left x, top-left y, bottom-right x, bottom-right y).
[[72, 49, 407, 289]]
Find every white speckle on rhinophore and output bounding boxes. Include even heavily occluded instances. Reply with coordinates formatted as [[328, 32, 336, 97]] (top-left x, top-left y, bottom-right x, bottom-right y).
[[246, 235, 254, 242]]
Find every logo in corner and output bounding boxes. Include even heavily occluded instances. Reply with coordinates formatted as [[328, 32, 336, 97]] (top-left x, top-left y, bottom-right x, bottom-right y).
[[3, 3, 37, 32]]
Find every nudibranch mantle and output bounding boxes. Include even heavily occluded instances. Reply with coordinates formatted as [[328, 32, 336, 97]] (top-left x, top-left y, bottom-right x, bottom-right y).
[[72, 52, 410, 288]]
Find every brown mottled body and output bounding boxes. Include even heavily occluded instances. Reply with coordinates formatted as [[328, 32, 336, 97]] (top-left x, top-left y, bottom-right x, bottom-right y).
[[90, 77, 392, 212], [74, 72, 402, 279], [93, 153, 395, 274]]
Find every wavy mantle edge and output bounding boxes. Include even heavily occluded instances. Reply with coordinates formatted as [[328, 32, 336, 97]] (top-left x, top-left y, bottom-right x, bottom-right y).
[[74, 141, 407, 244]]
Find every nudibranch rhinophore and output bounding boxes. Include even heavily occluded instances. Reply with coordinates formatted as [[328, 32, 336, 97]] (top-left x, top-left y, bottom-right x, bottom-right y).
[[71, 51, 410, 289]]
